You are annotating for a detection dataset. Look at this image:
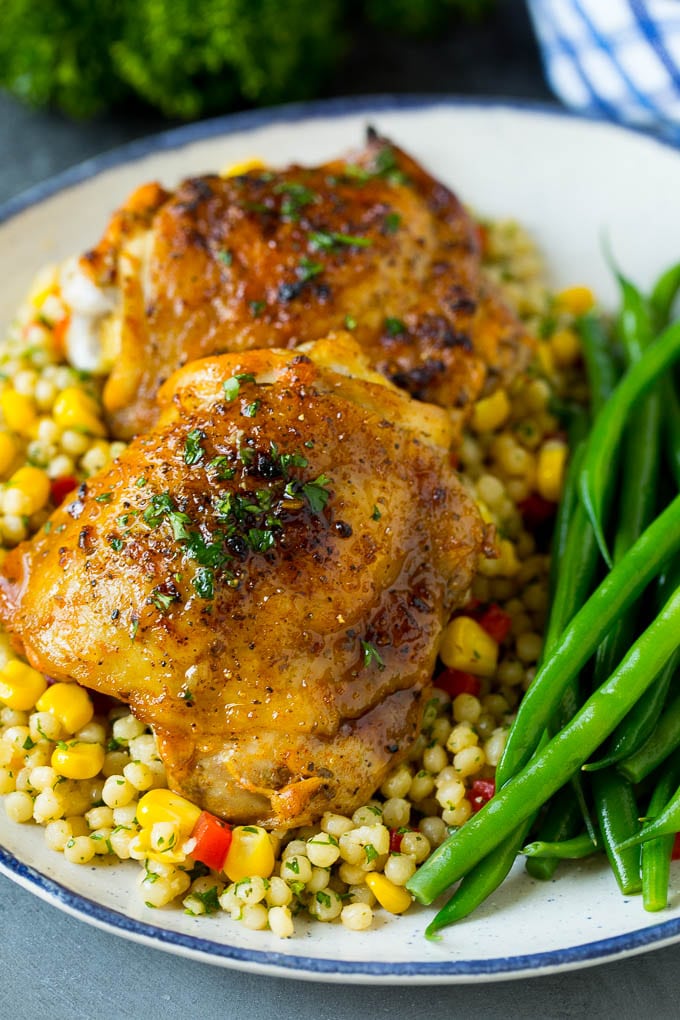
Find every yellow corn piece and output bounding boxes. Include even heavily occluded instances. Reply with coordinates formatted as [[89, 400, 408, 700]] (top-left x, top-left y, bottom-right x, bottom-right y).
[[550, 327, 581, 367], [52, 387, 105, 437], [28, 264, 59, 309], [8, 465, 50, 515], [52, 740, 105, 780], [129, 823, 188, 865], [537, 440, 568, 503], [136, 788, 201, 837], [365, 873, 412, 914], [439, 616, 499, 677], [555, 285, 595, 316], [0, 659, 48, 711], [536, 342, 555, 377], [36, 682, 93, 733], [220, 158, 266, 178], [223, 825, 275, 882], [0, 431, 17, 476], [0, 390, 36, 433], [471, 390, 511, 433]]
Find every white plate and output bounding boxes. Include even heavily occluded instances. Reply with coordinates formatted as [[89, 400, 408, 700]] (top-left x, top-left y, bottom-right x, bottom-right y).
[[1, 97, 680, 984]]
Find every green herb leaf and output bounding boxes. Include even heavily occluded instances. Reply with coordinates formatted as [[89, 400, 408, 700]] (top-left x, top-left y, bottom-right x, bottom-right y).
[[308, 230, 372, 251], [184, 428, 206, 466], [193, 566, 215, 600], [384, 317, 406, 337], [297, 257, 324, 283], [302, 474, 331, 513], [361, 640, 385, 670], [242, 400, 260, 418], [383, 212, 401, 234], [249, 300, 266, 318], [216, 249, 233, 266]]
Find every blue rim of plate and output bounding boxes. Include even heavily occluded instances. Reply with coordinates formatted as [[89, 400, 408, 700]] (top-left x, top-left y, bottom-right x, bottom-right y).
[[0, 92, 677, 226], [1, 94, 680, 981]]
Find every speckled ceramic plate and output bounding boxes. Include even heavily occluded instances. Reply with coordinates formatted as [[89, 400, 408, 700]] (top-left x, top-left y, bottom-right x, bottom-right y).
[[1, 97, 680, 984]]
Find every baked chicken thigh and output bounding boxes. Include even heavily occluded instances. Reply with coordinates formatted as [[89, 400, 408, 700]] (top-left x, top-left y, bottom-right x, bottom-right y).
[[61, 131, 531, 439], [0, 337, 484, 828]]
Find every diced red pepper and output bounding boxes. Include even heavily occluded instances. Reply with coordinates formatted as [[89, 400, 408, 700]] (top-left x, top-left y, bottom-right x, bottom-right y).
[[390, 828, 404, 853], [189, 810, 233, 871], [436, 668, 480, 698], [476, 604, 513, 644], [50, 475, 78, 506], [672, 833, 680, 861], [469, 779, 495, 813], [518, 493, 557, 528]]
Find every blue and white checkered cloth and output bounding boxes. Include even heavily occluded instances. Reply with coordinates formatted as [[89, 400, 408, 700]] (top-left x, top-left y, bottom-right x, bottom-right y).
[[527, 0, 680, 144]]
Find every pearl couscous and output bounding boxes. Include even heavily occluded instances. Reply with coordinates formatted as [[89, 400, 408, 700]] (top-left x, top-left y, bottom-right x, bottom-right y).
[[0, 217, 590, 937]]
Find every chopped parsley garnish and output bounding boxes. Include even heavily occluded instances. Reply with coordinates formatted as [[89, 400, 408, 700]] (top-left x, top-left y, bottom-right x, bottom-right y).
[[361, 640, 385, 670], [207, 455, 235, 480], [192, 566, 215, 600], [345, 146, 409, 187], [384, 317, 406, 337], [302, 474, 332, 513], [364, 843, 379, 865], [308, 230, 372, 251], [296, 256, 324, 283], [22, 735, 36, 750], [371, 505, 382, 521], [223, 376, 241, 401], [150, 588, 179, 612], [242, 400, 260, 418], [129, 617, 139, 641], [249, 300, 266, 318], [216, 249, 233, 266], [109, 537, 124, 552], [274, 181, 317, 220], [383, 211, 401, 233], [189, 886, 221, 915], [136, 477, 147, 488], [184, 428, 206, 466], [94, 492, 112, 503], [344, 314, 357, 331]]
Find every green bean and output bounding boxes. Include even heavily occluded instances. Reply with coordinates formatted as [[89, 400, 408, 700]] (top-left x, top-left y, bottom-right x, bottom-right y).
[[499, 496, 680, 780], [616, 270, 654, 361], [424, 818, 534, 939], [617, 663, 680, 784], [407, 584, 680, 908], [524, 786, 584, 880], [584, 564, 679, 772], [641, 750, 680, 911], [522, 831, 600, 860], [662, 376, 680, 489], [576, 313, 618, 416], [649, 260, 680, 331], [590, 769, 642, 895], [579, 320, 680, 566]]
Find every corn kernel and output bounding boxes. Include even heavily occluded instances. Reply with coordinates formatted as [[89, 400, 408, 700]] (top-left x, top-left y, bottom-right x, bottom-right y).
[[536, 343, 554, 377], [136, 788, 201, 837], [555, 285, 595, 316], [550, 328, 581, 367], [0, 659, 48, 711], [439, 617, 499, 677], [52, 740, 105, 780], [364, 873, 412, 914], [536, 440, 568, 502], [220, 157, 266, 178], [8, 465, 50, 514], [36, 682, 93, 733], [471, 390, 511, 433], [52, 387, 105, 436], [223, 825, 275, 882], [0, 431, 17, 476], [1, 390, 36, 433]]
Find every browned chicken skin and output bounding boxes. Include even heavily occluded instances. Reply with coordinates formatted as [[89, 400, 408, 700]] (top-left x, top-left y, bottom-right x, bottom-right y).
[[77, 131, 531, 439], [0, 338, 484, 828]]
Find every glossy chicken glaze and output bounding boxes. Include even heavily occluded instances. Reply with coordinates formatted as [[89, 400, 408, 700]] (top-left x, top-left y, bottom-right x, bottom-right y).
[[0, 338, 485, 827], [78, 131, 531, 438]]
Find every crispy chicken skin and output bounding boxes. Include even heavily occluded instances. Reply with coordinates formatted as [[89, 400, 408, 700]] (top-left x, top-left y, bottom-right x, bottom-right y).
[[76, 131, 532, 439], [0, 337, 484, 828]]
